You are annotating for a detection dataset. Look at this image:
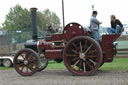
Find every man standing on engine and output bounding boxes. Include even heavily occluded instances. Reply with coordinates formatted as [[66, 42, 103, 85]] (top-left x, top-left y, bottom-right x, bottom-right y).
[[90, 11, 102, 42]]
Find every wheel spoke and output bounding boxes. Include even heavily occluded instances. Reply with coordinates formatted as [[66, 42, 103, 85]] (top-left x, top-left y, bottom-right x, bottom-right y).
[[71, 57, 79, 62], [80, 41, 83, 52], [19, 63, 24, 67], [78, 60, 82, 70], [27, 64, 34, 72], [83, 62, 86, 72], [17, 60, 24, 67], [17, 60, 24, 63], [86, 55, 97, 58], [28, 59, 36, 63], [74, 59, 80, 66], [71, 43, 79, 50], [88, 59, 96, 66], [21, 54, 25, 59], [84, 44, 93, 54], [25, 52, 31, 60], [86, 61, 92, 69], [85, 40, 87, 45], [28, 61, 36, 66], [66, 54, 78, 57], [88, 50, 96, 54], [83, 40, 87, 50], [28, 55, 36, 64], [21, 66, 25, 72], [71, 48, 79, 54], [26, 66, 28, 73]]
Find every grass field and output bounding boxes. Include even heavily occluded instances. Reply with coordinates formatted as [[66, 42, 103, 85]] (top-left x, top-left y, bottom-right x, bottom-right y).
[[48, 58, 128, 72], [0, 58, 128, 72], [100, 58, 128, 72], [0, 67, 13, 70]]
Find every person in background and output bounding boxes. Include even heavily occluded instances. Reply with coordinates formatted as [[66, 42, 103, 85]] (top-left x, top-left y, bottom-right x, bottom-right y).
[[107, 15, 124, 34], [90, 11, 102, 42], [47, 24, 55, 33]]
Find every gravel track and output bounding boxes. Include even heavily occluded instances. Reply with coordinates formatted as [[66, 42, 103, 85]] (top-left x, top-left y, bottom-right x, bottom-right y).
[[0, 69, 128, 85]]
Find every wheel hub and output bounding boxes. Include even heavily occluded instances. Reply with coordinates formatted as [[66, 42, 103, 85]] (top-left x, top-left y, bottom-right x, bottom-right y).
[[79, 53, 85, 60], [24, 60, 28, 65]]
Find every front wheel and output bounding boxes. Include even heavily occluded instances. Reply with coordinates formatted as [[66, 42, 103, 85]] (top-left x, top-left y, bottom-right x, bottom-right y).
[[14, 48, 39, 76], [63, 36, 103, 76]]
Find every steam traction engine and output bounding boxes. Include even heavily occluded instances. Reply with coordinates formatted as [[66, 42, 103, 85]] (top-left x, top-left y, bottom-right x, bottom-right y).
[[14, 8, 119, 76]]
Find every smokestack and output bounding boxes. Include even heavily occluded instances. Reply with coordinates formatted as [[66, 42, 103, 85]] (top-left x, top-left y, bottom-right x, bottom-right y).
[[30, 8, 38, 40]]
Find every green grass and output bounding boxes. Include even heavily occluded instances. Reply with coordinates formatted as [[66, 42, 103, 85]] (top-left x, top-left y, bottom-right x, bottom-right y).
[[47, 61, 66, 69], [0, 67, 13, 70], [0, 58, 128, 72], [100, 58, 128, 72], [47, 58, 128, 72]]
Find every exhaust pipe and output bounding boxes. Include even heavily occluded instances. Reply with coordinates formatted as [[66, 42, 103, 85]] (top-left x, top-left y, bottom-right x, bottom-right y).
[[30, 8, 38, 40]]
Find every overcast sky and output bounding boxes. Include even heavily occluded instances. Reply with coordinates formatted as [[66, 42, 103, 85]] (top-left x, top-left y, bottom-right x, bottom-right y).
[[0, 0, 128, 27]]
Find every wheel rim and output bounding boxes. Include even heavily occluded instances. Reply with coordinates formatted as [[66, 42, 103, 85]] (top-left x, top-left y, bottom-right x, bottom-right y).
[[64, 36, 102, 75], [14, 49, 38, 76], [38, 53, 48, 71], [3, 60, 11, 67]]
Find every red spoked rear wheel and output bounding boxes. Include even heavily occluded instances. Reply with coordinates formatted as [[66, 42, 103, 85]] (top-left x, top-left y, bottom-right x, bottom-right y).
[[14, 48, 39, 76], [63, 36, 103, 76]]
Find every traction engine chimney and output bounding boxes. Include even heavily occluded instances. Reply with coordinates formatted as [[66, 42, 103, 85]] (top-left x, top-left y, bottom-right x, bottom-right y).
[[30, 8, 38, 40]]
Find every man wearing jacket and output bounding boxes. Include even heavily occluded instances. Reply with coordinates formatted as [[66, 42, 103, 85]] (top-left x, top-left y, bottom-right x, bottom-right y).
[[90, 11, 102, 42]]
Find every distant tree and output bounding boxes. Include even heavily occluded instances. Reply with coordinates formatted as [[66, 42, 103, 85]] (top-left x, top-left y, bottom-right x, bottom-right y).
[[2, 4, 61, 31], [1, 4, 61, 43], [40, 9, 61, 31], [2, 5, 31, 31], [51, 12, 61, 29]]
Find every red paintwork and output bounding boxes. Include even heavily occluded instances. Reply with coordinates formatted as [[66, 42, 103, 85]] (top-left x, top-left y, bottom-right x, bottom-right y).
[[63, 22, 85, 40], [101, 34, 119, 62], [38, 40, 52, 50], [38, 23, 120, 63], [52, 33, 65, 41], [45, 49, 62, 59]]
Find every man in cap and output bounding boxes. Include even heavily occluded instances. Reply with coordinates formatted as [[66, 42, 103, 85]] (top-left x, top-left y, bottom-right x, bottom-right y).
[[90, 11, 102, 42]]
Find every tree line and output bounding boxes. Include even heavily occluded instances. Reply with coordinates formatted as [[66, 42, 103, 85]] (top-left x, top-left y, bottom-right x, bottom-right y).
[[1, 4, 61, 32]]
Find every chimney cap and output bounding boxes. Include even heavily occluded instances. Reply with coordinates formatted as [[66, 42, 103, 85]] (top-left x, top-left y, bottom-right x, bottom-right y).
[[30, 8, 37, 11]]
